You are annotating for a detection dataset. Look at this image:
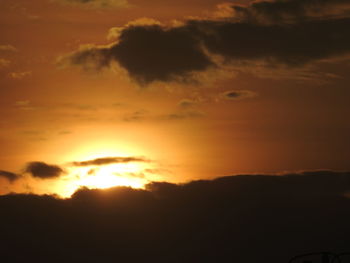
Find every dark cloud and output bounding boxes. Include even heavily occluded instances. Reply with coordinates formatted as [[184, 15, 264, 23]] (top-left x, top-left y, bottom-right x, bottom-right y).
[[198, 17, 350, 67], [24, 162, 64, 179], [59, 25, 214, 84], [110, 25, 215, 84], [59, 0, 350, 84], [58, 45, 112, 72], [0, 170, 20, 182], [221, 89, 257, 100], [71, 156, 148, 166], [56, 0, 128, 8], [230, 0, 350, 24], [1, 170, 350, 262]]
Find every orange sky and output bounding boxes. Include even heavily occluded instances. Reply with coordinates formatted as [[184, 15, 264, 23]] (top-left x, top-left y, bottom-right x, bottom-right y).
[[1, 0, 350, 196]]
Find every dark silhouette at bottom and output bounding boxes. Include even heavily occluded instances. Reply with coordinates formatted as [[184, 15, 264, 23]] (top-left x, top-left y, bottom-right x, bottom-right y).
[[289, 252, 350, 263]]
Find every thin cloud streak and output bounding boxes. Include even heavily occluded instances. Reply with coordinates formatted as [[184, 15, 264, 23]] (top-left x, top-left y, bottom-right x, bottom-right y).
[[0, 170, 20, 182], [71, 156, 149, 166]]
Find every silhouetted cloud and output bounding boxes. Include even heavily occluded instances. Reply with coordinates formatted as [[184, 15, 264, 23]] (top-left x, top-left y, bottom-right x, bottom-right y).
[[1, 170, 350, 262], [71, 156, 148, 166], [230, 0, 350, 24], [221, 90, 257, 100], [58, 25, 214, 84], [59, 0, 350, 85], [24, 162, 64, 179], [0, 170, 20, 182], [56, 0, 128, 9]]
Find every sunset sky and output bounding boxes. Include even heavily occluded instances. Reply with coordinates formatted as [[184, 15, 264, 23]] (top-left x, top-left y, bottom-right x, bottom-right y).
[[1, 1, 350, 262], [1, 0, 350, 197]]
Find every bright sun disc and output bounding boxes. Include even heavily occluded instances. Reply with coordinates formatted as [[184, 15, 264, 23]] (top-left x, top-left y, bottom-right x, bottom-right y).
[[76, 164, 147, 189], [56, 158, 151, 198]]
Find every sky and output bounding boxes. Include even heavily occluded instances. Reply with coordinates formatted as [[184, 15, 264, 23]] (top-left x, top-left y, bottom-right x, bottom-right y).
[[1, 1, 350, 262], [1, 0, 350, 197]]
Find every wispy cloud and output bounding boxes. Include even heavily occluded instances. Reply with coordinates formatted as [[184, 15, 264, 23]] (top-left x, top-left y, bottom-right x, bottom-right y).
[[55, 0, 128, 9], [221, 90, 258, 100], [71, 156, 149, 166], [9, 71, 32, 79], [0, 45, 17, 52], [0, 170, 20, 182]]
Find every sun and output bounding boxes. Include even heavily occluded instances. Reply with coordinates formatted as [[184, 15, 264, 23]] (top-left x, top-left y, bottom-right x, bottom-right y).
[[56, 162, 150, 198], [51, 142, 159, 198], [75, 163, 148, 189]]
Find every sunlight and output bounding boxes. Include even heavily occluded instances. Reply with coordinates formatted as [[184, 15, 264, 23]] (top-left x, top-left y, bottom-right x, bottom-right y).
[[77, 172, 145, 189], [55, 161, 149, 197], [75, 164, 148, 189], [55, 147, 152, 198], [49, 139, 159, 197], [60, 139, 145, 165]]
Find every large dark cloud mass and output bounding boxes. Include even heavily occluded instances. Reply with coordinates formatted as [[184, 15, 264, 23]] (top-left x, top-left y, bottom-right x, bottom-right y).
[[0, 170, 20, 182], [1, 170, 350, 262], [71, 156, 148, 166], [59, 0, 350, 84], [230, 0, 350, 24], [24, 162, 64, 179]]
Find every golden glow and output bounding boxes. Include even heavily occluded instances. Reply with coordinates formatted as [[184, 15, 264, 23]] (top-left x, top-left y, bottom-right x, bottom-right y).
[[55, 161, 150, 198], [77, 171, 145, 189], [53, 141, 156, 197], [74, 163, 148, 189], [58, 138, 145, 164], [16, 139, 164, 198]]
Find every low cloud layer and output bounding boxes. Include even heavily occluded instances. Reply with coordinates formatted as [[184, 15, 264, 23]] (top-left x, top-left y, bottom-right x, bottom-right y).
[[24, 162, 64, 179], [59, 0, 350, 85], [1, 170, 350, 262], [71, 156, 148, 166]]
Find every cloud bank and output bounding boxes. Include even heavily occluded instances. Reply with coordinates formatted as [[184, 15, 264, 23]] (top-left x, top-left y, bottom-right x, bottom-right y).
[[58, 0, 350, 84], [1, 170, 350, 262]]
